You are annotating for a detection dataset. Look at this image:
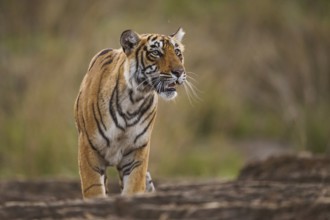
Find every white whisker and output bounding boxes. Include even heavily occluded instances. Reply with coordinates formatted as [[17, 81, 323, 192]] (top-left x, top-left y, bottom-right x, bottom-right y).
[[187, 75, 198, 83], [183, 79, 202, 104], [183, 83, 193, 105], [187, 71, 198, 76], [187, 80, 202, 93], [136, 79, 149, 89]]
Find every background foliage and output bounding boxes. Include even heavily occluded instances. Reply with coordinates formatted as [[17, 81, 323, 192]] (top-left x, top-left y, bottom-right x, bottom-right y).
[[0, 0, 329, 179]]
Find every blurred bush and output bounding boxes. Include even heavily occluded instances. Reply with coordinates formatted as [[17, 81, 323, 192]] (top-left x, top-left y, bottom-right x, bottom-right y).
[[0, 0, 329, 178]]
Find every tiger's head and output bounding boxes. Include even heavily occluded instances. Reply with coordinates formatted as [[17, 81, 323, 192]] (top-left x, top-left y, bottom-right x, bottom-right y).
[[121, 28, 186, 100]]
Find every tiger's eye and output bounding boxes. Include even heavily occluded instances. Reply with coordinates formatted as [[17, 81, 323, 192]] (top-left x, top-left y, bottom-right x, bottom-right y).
[[151, 50, 162, 57]]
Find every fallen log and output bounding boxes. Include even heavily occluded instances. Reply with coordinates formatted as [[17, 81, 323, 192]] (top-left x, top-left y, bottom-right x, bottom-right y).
[[1, 155, 330, 219]]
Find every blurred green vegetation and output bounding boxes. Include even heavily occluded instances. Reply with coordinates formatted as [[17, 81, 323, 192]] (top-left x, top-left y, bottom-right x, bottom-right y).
[[0, 0, 329, 179]]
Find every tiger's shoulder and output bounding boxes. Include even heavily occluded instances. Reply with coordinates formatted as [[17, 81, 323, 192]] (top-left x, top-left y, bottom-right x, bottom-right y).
[[87, 48, 125, 73]]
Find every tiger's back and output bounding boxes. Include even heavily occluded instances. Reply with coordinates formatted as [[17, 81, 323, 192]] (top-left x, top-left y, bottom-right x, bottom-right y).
[[74, 28, 186, 198]]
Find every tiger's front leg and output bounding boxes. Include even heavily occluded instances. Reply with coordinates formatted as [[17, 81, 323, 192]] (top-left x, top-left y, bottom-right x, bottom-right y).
[[117, 144, 151, 195], [78, 134, 107, 199]]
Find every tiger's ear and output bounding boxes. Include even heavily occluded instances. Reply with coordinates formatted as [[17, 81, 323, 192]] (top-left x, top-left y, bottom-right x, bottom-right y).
[[120, 30, 141, 55], [170, 27, 185, 42]]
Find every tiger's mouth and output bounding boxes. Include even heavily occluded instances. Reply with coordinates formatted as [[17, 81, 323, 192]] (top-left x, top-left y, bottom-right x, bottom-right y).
[[166, 82, 177, 92], [151, 77, 183, 100], [155, 80, 179, 100]]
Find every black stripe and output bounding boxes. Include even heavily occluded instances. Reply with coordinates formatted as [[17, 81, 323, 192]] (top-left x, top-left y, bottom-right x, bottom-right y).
[[86, 156, 105, 176], [82, 116, 103, 156], [129, 89, 135, 104], [141, 107, 156, 124], [115, 77, 128, 126], [140, 49, 146, 69], [122, 161, 142, 176], [138, 142, 148, 149], [150, 45, 159, 49], [122, 143, 148, 158], [134, 95, 145, 103], [88, 48, 112, 71], [113, 57, 130, 127], [99, 48, 112, 56], [101, 54, 112, 63], [151, 36, 158, 41], [96, 102, 107, 131], [101, 59, 113, 69], [118, 160, 135, 172], [134, 112, 156, 144], [145, 53, 154, 62], [92, 104, 110, 147], [84, 183, 103, 193], [97, 70, 107, 131], [135, 44, 145, 73], [126, 94, 153, 118], [154, 41, 160, 48], [113, 52, 120, 63], [109, 76, 125, 131], [136, 75, 144, 86], [127, 95, 154, 126], [143, 64, 156, 73]]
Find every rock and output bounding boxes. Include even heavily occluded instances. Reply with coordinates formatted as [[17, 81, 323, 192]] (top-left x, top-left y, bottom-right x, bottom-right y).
[[238, 154, 330, 183]]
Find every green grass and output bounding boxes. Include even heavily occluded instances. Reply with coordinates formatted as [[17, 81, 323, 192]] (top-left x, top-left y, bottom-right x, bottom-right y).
[[151, 137, 243, 179]]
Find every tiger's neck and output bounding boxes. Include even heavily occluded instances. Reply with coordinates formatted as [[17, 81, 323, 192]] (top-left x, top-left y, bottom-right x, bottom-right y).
[[116, 58, 157, 113], [122, 59, 156, 102]]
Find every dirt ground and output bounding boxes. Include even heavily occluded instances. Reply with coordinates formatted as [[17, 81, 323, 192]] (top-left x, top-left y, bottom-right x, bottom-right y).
[[1, 155, 330, 220]]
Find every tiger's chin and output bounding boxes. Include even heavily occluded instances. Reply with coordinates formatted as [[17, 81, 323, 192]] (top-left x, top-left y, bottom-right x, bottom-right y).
[[156, 80, 180, 100], [159, 90, 177, 101]]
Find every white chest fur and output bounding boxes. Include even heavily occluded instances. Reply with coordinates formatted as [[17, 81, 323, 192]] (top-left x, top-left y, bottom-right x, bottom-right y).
[[92, 92, 157, 166]]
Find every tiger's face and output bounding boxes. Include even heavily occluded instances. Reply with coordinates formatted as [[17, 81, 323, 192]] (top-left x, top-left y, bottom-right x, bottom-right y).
[[121, 28, 186, 100]]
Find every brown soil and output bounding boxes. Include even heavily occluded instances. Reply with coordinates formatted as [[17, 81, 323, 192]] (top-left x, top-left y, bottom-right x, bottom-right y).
[[1, 155, 330, 220]]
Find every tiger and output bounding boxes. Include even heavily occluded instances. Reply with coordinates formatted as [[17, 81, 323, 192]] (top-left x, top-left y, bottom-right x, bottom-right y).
[[74, 28, 186, 199]]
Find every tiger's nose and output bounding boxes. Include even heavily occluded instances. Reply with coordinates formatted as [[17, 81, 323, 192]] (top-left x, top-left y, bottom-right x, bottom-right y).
[[172, 68, 184, 78], [172, 67, 185, 85]]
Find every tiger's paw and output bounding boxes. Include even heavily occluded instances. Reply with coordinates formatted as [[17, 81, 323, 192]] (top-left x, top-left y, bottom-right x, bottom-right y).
[[146, 171, 156, 192]]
